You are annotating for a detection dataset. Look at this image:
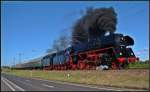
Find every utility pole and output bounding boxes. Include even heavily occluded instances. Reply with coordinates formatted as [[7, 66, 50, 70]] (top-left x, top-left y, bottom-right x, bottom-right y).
[[13, 57, 15, 67], [19, 53, 21, 65], [18, 53, 23, 65], [11, 58, 13, 68]]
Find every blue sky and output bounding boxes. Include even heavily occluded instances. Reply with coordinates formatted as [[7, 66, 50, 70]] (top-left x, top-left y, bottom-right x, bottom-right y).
[[1, 1, 149, 66]]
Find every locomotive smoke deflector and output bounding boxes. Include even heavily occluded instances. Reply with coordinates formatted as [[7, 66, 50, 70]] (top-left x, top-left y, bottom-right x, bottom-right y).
[[123, 36, 134, 46]]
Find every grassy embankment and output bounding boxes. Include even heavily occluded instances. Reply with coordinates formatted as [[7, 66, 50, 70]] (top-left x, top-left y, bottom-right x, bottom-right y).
[[2, 68, 149, 90]]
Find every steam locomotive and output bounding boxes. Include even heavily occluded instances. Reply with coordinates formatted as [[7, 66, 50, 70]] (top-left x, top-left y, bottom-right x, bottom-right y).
[[14, 33, 138, 70], [41, 33, 138, 70]]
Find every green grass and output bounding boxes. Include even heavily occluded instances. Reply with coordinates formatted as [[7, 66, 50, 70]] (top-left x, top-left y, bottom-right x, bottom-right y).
[[2, 69, 149, 90], [129, 61, 149, 69]]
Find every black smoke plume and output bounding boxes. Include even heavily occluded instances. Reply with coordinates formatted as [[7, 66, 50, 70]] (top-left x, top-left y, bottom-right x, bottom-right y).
[[72, 7, 117, 45]]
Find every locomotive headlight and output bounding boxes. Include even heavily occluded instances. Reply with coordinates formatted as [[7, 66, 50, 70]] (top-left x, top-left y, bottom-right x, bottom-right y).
[[120, 52, 122, 56], [121, 37, 124, 41]]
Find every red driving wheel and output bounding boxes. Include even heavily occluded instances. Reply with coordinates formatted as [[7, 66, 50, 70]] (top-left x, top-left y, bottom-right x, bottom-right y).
[[111, 62, 117, 69]]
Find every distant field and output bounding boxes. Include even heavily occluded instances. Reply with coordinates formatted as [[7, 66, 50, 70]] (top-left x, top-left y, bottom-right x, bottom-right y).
[[2, 69, 149, 90], [128, 61, 149, 69]]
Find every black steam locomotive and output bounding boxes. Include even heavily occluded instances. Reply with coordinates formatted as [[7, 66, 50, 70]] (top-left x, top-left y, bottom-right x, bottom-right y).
[[40, 33, 138, 70]]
